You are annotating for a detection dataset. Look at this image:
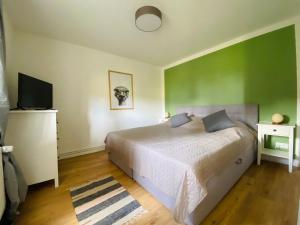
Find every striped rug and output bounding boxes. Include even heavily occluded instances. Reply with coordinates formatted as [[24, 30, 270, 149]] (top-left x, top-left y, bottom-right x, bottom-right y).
[[70, 175, 146, 225]]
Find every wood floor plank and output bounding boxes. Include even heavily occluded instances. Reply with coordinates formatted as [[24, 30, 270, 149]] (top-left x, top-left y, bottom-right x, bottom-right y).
[[14, 151, 300, 225]]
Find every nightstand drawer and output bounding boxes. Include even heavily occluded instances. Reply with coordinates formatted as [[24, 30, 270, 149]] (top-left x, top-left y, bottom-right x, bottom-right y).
[[262, 125, 290, 136]]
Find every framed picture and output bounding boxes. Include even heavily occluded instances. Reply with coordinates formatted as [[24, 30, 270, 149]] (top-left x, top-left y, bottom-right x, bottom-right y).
[[108, 70, 134, 110]]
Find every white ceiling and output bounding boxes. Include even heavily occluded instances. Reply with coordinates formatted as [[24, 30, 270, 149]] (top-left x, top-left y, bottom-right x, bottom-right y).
[[5, 0, 300, 66]]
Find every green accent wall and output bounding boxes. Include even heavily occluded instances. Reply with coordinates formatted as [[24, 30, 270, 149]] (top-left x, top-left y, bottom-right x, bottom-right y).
[[165, 26, 297, 151]]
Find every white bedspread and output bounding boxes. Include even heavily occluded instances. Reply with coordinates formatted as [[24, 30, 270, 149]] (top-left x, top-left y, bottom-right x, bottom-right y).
[[105, 118, 256, 223]]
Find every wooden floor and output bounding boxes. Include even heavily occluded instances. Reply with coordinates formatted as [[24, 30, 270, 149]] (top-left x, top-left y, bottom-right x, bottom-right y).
[[15, 151, 300, 225]]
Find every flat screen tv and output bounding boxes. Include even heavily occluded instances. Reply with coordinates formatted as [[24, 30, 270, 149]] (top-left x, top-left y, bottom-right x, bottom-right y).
[[17, 73, 53, 109]]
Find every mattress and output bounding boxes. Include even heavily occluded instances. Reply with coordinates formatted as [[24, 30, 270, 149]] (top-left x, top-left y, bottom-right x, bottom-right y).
[[105, 118, 256, 223]]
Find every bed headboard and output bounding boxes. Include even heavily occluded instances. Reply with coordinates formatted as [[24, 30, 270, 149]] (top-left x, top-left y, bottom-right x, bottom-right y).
[[176, 104, 259, 130]]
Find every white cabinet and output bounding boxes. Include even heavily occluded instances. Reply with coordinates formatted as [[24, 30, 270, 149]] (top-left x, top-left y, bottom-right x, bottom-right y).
[[257, 122, 295, 173], [5, 110, 59, 187]]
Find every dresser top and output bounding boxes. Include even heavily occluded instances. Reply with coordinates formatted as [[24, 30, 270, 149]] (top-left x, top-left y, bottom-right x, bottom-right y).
[[9, 109, 58, 114]]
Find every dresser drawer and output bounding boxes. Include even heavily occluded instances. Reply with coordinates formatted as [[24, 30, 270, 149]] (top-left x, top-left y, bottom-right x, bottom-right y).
[[262, 125, 290, 136]]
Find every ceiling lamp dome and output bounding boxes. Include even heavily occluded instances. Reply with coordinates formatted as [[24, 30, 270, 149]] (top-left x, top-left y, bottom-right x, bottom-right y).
[[135, 6, 162, 32]]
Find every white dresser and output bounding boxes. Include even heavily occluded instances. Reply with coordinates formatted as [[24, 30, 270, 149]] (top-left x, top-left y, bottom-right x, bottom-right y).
[[5, 110, 59, 187]]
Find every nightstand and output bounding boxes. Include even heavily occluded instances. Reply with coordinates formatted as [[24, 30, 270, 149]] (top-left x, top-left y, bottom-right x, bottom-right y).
[[257, 122, 295, 173]]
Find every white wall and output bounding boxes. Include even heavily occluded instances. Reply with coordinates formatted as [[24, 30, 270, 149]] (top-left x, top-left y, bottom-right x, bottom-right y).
[[5, 30, 164, 157], [3, 7, 13, 74]]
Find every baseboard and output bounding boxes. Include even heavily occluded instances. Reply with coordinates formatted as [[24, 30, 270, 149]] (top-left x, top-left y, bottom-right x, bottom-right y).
[[294, 159, 300, 167], [59, 145, 105, 160], [262, 155, 300, 167]]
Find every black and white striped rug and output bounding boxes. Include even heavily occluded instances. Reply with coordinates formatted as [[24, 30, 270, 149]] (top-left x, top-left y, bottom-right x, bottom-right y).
[[70, 175, 146, 225]]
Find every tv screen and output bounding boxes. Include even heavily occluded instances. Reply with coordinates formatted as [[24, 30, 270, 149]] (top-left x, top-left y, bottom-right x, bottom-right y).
[[17, 73, 53, 109]]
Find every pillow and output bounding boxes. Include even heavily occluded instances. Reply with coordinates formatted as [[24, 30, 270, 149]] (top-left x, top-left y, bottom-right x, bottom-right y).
[[170, 113, 192, 128], [202, 110, 235, 132], [180, 116, 204, 130]]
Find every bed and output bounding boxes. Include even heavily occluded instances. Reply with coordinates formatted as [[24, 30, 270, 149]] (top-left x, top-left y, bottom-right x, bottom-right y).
[[105, 104, 258, 225]]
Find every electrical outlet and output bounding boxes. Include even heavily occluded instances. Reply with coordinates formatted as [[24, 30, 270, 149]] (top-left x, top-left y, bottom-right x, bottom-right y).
[[275, 142, 288, 150]]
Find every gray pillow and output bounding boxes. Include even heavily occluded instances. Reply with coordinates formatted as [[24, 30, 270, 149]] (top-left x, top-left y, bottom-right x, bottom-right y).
[[170, 113, 192, 128], [202, 110, 235, 132]]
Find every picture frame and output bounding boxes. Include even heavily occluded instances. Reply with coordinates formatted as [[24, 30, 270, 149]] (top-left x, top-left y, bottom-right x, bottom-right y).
[[108, 70, 134, 110]]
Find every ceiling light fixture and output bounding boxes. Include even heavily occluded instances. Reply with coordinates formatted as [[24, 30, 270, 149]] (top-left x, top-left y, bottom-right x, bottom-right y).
[[135, 6, 162, 32]]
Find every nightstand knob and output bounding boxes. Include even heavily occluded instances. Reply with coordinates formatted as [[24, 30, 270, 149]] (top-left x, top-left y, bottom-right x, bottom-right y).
[[273, 129, 277, 132]]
